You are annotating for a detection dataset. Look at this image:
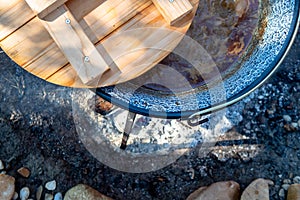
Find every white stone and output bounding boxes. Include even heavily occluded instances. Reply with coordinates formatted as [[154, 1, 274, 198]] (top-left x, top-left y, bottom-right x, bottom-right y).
[[36, 185, 43, 200], [282, 184, 290, 190], [283, 179, 292, 184], [293, 176, 300, 184], [45, 193, 54, 200], [0, 160, 4, 170], [45, 180, 56, 191], [283, 115, 292, 122], [278, 188, 285, 197], [12, 192, 18, 200], [54, 192, 63, 200], [291, 122, 298, 128], [20, 187, 30, 200]]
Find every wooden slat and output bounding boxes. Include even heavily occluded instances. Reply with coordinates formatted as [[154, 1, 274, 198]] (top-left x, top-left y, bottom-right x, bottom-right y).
[[25, 0, 68, 18], [0, 0, 151, 82], [0, 0, 34, 41], [0, 0, 199, 88], [151, 0, 193, 25], [38, 5, 110, 84], [47, 0, 198, 87]]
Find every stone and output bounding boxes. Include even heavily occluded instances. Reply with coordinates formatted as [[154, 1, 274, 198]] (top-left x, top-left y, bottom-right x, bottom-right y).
[[20, 187, 30, 200], [64, 184, 113, 200], [287, 184, 300, 200], [241, 178, 274, 200], [0, 174, 15, 200], [45, 193, 54, 200], [95, 97, 113, 115], [293, 176, 300, 184], [284, 179, 292, 184], [283, 115, 292, 122], [45, 180, 57, 191], [186, 181, 240, 200], [36, 185, 43, 200], [282, 184, 291, 190], [13, 192, 19, 200], [17, 167, 31, 178], [54, 192, 63, 200], [0, 160, 4, 170], [279, 188, 285, 198], [291, 123, 298, 128]]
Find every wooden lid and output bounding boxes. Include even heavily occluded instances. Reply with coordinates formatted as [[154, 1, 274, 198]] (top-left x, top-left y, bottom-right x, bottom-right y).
[[0, 0, 198, 88]]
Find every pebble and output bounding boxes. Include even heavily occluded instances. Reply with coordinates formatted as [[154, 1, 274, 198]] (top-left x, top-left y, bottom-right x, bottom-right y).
[[45, 180, 57, 191], [17, 167, 31, 178], [282, 184, 290, 190], [20, 187, 30, 200], [279, 188, 285, 197], [64, 184, 113, 200], [45, 193, 54, 200], [293, 176, 300, 184], [284, 179, 292, 184], [283, 115, 292, 122], [187, 181, 240, 200], [36, 185, 43, 200], [13, 192, 18, 200], [241, 178, 274, 200], [54, 192, 63, 200], [0, 160, 4, 170], [0, 174, 15, 200], [291, 122, 298, 129]]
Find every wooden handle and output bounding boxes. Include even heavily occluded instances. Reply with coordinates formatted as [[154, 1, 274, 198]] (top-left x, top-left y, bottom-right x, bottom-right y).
[[151, 0, 193, 25], [25, 1, 110, 84]]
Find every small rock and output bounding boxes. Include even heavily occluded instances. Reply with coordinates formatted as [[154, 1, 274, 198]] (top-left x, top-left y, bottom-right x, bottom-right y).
[[13, 192, 19, 200], [20, 187, 30, 200], [186, 181, 240, 200], [54, 192, 63, 200], [241, 178, 274, 200], [95, 97, 113, 115], [45, 180, 57, 191], [0, 174, 15, 200], [282, 184, 290, 190], [298, 120, 300, 127], [284, 179, 292, 184], [36, 185, 43, 200], [294, 176, 300, 184], [279, 188, 285, 198], [45, 193, 54, 200], [291, 123, 298, 129], [0, 160, 4, 170], [287, 184, 300, 200], [64, 184, 113, 200], [284, 124, 297, 132], [258, 95, 264, 100], [17, 167, 31, 178], [283, 115, 292, 122]]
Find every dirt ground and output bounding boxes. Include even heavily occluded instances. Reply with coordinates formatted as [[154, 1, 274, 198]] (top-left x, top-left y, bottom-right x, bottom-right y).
[[0, 25, 299, 200]]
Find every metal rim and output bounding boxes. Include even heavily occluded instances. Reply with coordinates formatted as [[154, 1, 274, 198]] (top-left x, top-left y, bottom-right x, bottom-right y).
[[97, 2, 300, 119]]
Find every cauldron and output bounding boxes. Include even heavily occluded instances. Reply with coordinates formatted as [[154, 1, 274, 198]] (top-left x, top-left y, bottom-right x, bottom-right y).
[[96, 0, 300, 119]]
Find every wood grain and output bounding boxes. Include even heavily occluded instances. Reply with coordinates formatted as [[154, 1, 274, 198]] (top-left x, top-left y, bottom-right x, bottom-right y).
[[152, 0, 193, 25], [25, 0, 68, 18], [0, 0, 199, 88]]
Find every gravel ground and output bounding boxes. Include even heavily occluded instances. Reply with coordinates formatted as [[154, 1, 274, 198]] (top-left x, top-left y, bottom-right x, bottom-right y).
[[0, 27, 299, 200]]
